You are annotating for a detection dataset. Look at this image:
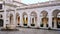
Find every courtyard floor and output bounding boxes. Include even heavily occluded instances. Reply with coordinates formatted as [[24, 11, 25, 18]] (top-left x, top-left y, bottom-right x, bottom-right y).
[[0, 27, 60, 34]]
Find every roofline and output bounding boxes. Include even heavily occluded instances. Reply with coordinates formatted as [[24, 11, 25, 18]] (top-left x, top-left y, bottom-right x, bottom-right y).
[[13, 1, 28, 6], [17, 1, 60, 10]]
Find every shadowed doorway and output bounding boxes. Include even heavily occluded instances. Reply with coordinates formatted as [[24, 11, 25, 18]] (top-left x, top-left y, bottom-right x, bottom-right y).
[[52, 9, 60, 28], [0, 19, 3, 27]]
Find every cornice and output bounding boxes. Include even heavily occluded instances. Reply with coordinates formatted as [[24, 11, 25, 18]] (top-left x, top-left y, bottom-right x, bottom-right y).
[[17, 1, 60, 10], [13, 1, 28, 6], [3, 1, 18, 8]]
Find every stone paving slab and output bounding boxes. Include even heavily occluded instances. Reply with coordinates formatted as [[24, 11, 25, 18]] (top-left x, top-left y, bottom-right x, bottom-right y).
[[0, 28, 60, 34], [17, 27, 60, 31]]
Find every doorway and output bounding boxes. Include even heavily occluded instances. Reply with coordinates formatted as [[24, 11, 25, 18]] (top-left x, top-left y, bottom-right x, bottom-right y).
[[0, 19, 3, 27]]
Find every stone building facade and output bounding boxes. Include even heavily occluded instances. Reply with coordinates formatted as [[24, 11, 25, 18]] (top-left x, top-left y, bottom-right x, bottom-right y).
[[0, 0, 60, 29]]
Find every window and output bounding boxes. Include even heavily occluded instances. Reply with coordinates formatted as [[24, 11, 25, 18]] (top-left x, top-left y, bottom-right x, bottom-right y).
[[0, 4, 2, 9]]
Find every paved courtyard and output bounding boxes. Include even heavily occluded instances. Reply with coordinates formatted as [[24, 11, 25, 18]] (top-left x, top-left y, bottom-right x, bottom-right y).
[[0, 28, 60, 34]]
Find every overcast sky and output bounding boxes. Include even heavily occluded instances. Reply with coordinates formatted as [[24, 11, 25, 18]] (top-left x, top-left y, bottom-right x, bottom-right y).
[[21, 0, 49, 4]]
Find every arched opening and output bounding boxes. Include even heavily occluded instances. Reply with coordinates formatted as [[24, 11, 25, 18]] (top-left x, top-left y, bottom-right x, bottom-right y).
[[10, 14, 13, 25], [30, 11, 37, 26], [16, 13, 20, 25], [22, 12, 28, 26], [40, 11, 48, 28], [0, 19, 3, 27], [52, 9, 60, 28]]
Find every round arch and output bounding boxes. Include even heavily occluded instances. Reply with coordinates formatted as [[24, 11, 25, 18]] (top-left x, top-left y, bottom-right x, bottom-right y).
[[22, 12, 28, 26], [30, 11, 37, 26], [16, 13, 20, 25], [40, 10, 48, 28], [52, 9, 60, 17], [10, 14, 14, 25], [52, 9, 60, 28], [41, 10, 48, 17]]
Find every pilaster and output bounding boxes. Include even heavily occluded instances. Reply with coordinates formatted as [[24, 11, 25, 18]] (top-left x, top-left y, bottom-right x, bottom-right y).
[[48, 12, 52, 28], [28, 14, 31, 27], [20, 13, 23, 26]]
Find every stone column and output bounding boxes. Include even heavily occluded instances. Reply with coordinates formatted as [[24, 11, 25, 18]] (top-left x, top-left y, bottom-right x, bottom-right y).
[[20, 14, 23, 27], [3, 6, 6, 28], [54, 18, 57, 28], [14, 9, 17, 26], [13, 12, 16, 26], [40, 17, 42, 27], [48, 13, 52, 28], [19, 15, 20, 26], [36, 14, 40, 27], [24, 15, 27, 24], [44, 21, 46, 28], [31, 16, 34, 24], [34, 17, 35, 26], [31, 17, 32, 24], [4, 11, 6, 28], [8, 14, 10, 24], [9, 12, 16, 29], [28, 14, 31, 27], [43, 18, 46, 28]]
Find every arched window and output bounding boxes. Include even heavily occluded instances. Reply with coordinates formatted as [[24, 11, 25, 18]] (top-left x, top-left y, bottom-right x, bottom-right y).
[[22, 12, 28, 26], [52, 9, 60, 28], [10, 14, 13, 24], [30, 11, 37, 26], [16, 13, 20, 25], [40, 10, 48, 28]]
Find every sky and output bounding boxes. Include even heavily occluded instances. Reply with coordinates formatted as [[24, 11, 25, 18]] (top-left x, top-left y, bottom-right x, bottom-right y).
[[21, 0, 49, 4]]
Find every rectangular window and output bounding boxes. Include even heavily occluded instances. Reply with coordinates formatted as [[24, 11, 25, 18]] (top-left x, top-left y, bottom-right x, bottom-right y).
[[0, 4, 2, 9]]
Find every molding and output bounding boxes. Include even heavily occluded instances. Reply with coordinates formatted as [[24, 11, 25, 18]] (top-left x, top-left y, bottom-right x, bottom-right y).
[[6, 9, 15, 12], [0, 9, 4, 12], [17, 2, 60, 10], [13, 1, 28, 6], [3, 1, 18, 7]]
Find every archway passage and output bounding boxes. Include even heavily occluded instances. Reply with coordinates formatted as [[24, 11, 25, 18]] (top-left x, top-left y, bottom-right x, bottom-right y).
[[23, 12, 28, 26], [40, 11, 48, 27], [10, 14, 13, 25], [42, 18, 48, 27], [0, 19, 3, 27], [52, 9, 60, 28], [30, 11, 37, 26], [17, 16, 20, 25], [16, 13, 20, 25]]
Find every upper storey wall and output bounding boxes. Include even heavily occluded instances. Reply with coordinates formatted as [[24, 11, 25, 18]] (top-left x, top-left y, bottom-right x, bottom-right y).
[[14, 0, 21, 2], [17, 1, 60, 9], [50, 0, 60, 1], [4, 0, 27, 7]]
